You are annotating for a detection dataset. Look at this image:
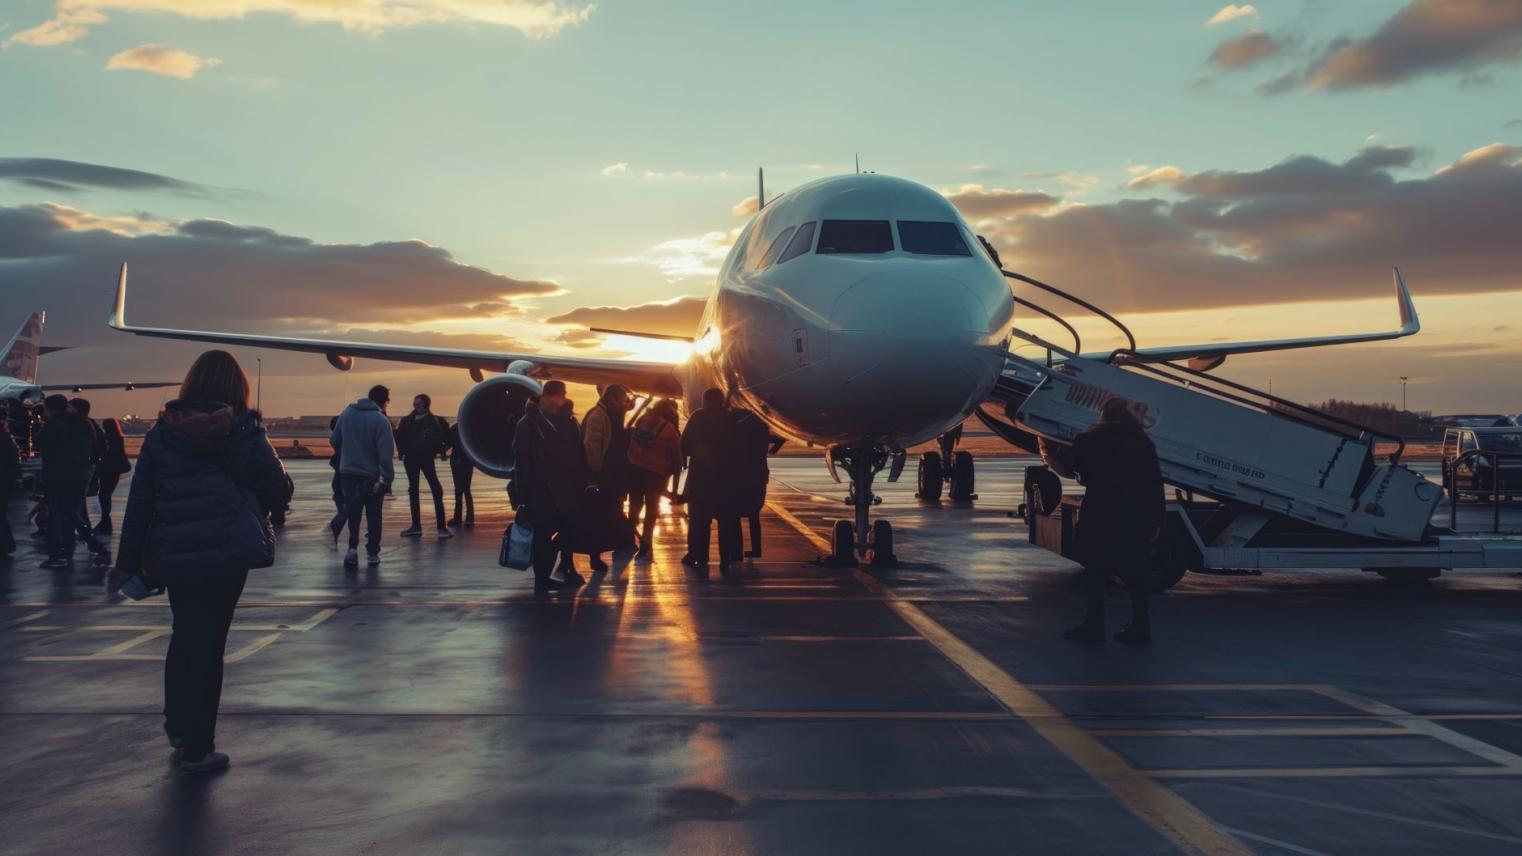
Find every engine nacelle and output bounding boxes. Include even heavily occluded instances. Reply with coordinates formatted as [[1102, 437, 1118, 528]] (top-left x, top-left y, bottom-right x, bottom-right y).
[[456, 373, 542, 478]]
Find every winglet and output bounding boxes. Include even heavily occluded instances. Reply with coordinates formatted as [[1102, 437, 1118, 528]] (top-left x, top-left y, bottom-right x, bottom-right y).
[[1394, 266, 1419, 334], [110, 263, 128, 330]]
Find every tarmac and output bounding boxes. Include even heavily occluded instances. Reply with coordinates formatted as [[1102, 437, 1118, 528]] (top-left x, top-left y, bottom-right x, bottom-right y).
[[3, 458, 1522, 855]]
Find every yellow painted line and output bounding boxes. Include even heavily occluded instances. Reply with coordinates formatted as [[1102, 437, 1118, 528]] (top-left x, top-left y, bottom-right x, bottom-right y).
[[26, 653, 161, 662], [765, 499, 1253, 856], [1030, 684, 1324, 692], [290, 607, 341, 632], [1208, 713, 1522, 722], [2, 610, 50, 631], [95, 629, 169, 656], [225, 633, 285, 664], [1088, 727, 1412, 738], [744, 786, 1073, 802], [1149, 765, 1522, 779]]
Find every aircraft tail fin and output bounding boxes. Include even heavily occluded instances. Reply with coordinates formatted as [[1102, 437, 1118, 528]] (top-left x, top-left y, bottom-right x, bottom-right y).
[[0, 311, 44, 384]]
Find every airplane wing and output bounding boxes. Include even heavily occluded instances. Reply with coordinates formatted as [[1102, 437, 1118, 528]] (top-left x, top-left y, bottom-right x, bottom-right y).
[[1095, 268, 1420, 371], [41, 381, 178, 392], [107, 264, 685, 396]]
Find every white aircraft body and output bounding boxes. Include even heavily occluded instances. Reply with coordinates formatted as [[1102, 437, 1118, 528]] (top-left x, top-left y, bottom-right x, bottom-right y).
[[107, 172, 1421, 563], [0, 311, 175, 414]]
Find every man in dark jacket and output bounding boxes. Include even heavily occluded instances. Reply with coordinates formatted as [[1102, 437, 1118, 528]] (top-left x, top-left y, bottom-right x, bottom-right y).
[[330, 385, 395, 568], [35, 395, 98, 568], [731, 407, 771, 558], [446, 421, 474, 528], [69, 397, 107, 546], [682, 388, 737, 571], [394, 393, 452, 540], [0, 420, 20, 555], [512, 381, 589, 592], [1040, 397, 1166, 645]]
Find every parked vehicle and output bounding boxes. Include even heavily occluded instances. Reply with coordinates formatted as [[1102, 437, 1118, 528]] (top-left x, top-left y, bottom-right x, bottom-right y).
[[1442, 427, 1522, 501]]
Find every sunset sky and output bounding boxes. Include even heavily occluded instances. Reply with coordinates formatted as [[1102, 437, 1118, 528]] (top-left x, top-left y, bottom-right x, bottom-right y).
[[2, 0, 1520, 417]]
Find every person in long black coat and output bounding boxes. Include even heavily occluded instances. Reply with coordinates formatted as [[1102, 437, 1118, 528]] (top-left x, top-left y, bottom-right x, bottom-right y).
[[446, 420, 474, 527], [511, 382, 589, 592], [1040, 397, 1165, 645], [682, 388, 737, 570], [0, 420, 20, 556], [731, 407, 771, 558]]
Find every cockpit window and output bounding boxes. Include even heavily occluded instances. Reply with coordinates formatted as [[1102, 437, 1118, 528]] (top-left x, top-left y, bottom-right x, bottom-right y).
[[817, 220, 894, 254], [758, 225, 797, 270], [777, 221, 816, 264], [898, 221, 971, 256]]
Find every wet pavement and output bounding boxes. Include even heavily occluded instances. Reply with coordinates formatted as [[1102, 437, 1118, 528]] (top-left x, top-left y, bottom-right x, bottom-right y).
[[3, 458, 1522, 855]]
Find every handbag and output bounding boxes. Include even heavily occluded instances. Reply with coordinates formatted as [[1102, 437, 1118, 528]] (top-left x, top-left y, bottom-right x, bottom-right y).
[[500, 519, 533, 570]]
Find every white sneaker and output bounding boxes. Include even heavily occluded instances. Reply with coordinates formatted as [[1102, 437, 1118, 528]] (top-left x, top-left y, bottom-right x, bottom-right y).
[[344, 548, 358, 567], [437, 527, 454, 540], [180, 752, 230, 774]]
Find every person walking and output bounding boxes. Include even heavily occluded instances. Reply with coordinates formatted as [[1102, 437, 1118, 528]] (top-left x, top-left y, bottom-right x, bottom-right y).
[[446, 420, 474, 528], [512, 381, 588, 592], [327, 415, 344, 514], [626, 398, 682, 559], [108, 349, 289, 774], [681, 388, 735, 572], [69, 397, 107, 548], [330, 385, 396, 569], [394, 393, 452, 540], [0, 420, 20, 556], [35, 395, 97, 569], [731, 406, 770, 558], [94, 417, 131, 535], [580, 384, 633, 572], [1039, 397, 1166, 646]]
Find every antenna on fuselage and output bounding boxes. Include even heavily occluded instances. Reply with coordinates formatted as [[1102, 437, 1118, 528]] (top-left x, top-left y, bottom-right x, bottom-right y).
[[855, 153, 860, 174], [757, 167, 766, 210]]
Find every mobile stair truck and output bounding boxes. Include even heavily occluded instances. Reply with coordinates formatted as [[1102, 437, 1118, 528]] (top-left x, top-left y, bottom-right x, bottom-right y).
[[979, 269, 1522, 589]]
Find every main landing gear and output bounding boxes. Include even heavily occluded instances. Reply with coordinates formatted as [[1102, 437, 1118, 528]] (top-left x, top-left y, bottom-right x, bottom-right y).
[[827, 444, 900, 568], [916, 426, 976, 502]]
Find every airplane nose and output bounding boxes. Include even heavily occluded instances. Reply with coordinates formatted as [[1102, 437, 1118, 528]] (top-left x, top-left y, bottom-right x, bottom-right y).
[[827, 270, 999, 443]]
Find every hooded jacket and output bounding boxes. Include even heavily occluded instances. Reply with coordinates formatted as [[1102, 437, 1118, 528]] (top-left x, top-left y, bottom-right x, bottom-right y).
[[34, 409, 96, 495], [331, 398, 395, 484], [512, 401, 588, 523], [1045, 418, 1165, 566], [116, 400, 288, 579], [395, 411, 449, 461], [627, 409, 682, 478]]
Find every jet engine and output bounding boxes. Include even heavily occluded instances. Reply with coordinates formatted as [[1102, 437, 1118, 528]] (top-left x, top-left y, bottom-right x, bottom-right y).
[[455, 373, 542, 478]]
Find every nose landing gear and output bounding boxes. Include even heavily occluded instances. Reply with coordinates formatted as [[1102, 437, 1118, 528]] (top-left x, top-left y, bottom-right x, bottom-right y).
[[916, 426, 977, 502], [828, 444, 898, 568]]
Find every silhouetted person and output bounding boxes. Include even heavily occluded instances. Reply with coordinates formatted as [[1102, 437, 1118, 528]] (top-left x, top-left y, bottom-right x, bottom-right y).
[[109, 350, 288, 774], [1040, 397, 1165, 646], [732, 406, 770, 558], [513, 381, 589, 592], [553, 398, 584, 581], [331, 385, 395, 569], [394, 393, 452, 540], [446, 420, 474, 527], [581, 384, 633, 572], [69, 397, 107, 549], [0, 420, 19, 556], [627, 398, 682, 559], [328, 415, 343, 513], [35, 394, 96, 568], [94, 417, 131, 535], [682, 388, 736, 571]]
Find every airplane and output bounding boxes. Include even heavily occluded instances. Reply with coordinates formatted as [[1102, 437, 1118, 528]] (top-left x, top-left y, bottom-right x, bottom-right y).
[[0, 310, 176, 414], [105, 172, 1421, 566]]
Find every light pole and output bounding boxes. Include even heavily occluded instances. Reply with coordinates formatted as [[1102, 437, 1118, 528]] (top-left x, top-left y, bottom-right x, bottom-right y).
[[257, 358, 263, 413], [1399, 376, 1408, 412]]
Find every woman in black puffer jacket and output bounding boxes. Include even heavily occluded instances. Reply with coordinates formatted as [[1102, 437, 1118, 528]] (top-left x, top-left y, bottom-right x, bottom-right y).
[[111, 350, 288, 774]]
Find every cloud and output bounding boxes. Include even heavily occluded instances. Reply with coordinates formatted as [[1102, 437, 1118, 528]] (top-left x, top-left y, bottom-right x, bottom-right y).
[[1208, 30, 1280, 70], [7, 0, 592, 46], [1206, 4, 1258, 27], [2, 8, 103, 47], [0, 202, 561, 335], [1505, 118, 1522, 128], [600, 161, 629, 176], [546, 296, 706, 338], [976, 142, 1522, 315], [106, 44, 220, 78], [1125, 145, 1418, 196], [624, 230, 736, 280], [1272, 0, 1522, 92], [0, 157, 211, 196], [944, 184, 1059, 220], [731, 195, 759, 218]]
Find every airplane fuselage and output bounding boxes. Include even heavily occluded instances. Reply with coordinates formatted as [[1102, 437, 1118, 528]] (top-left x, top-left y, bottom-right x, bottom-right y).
[[677, 173, 1015, 450]]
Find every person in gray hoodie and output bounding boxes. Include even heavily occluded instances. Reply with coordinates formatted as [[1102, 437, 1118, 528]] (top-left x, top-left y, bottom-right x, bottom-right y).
[[329, 385, 395, 568]]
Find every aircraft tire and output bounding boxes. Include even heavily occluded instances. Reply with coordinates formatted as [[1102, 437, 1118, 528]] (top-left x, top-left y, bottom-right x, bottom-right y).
[[832, 520, 855, 564], [917, 453, 943, 501], [871, 519, 896, 568], [950, 451, 975, 501]]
